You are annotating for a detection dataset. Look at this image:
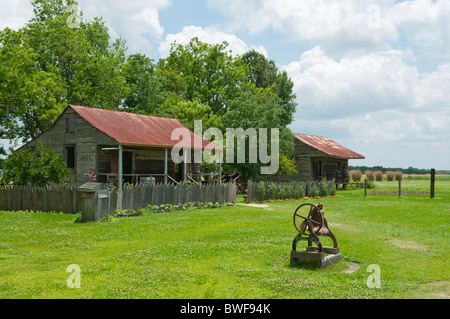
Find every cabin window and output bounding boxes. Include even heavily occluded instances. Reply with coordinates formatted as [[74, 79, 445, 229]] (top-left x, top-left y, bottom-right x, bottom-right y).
[[66, 115, 76, 133], [64, 146, 76, 169]]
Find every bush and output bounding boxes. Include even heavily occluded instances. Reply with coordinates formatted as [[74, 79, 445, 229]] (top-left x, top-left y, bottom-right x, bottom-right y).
[[349, 170, 362, 181], [254, 181, 337, 201], [277, 184, 287, 200], [394, 171, 403, 181], [113, 209, 143, 218], [365, 170, 375, 181], [327, 181, 337, 196], [267, 183, 277, 200], [1, 141, 73, 187], [374, 171, 384, 181], [293, 184, 305, 199], [257, 182, 266, 202], [141, 201, 234, 213], [319, 180, 328, 196], [285, 184, 294, 199], [295, 184, 306, 198], [308, 183, 319, 197], [386, 171, 395, 181]]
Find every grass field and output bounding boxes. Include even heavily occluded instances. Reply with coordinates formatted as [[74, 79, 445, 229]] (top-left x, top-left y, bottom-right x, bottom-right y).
[[0, 179, 448, 299]]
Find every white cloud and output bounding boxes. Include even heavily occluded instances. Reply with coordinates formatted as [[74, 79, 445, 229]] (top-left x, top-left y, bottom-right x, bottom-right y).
[[130, 7, 164, 39], [388, 0, 450, 65], [416, 63, 450, 111], [0, 0, 33, 30], [207, 0, 398, 55], [283, 46, 421, 119], [207, 0, 450, 62], [79, 0, 171, 54], [291, 106, 450, 169], [158, 25, 267, 58], [284, 45, 450, 168]]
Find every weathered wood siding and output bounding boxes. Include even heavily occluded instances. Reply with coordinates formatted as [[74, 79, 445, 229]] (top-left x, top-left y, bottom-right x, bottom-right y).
[[21, 107, 116, 186], [259, 138, 350, 183], [20, 106, 210, 186]]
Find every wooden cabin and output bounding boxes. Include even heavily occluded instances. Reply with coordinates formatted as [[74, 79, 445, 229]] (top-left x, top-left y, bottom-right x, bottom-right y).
[[20, 105, 219, 186], [292, 134, 365, 185], [259, 133, 364, 186]]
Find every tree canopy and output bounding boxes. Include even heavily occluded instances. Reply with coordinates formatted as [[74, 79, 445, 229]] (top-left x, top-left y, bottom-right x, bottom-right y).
[[1, 0, 299, 181], [1, 0, 127, 150]]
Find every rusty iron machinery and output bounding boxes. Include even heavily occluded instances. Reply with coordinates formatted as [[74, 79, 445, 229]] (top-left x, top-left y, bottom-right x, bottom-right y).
[[291, 203, 340, 268]]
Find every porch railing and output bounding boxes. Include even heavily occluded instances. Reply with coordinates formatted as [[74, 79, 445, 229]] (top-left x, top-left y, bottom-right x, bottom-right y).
[[98, 172, 222, 185]]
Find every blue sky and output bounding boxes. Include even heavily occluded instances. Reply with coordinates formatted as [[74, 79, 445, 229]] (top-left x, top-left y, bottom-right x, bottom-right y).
[[1, 0, 449, 170]]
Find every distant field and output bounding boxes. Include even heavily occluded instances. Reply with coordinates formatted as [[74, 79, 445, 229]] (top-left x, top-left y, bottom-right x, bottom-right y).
[[406, 174, 450, 181], [0, 179, 448, 299]]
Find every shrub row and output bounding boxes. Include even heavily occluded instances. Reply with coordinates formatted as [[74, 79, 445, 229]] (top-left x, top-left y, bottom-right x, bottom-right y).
[[349, 170, 403, 182], [75, 201, 235, 223], [256, 180, 336, 202], [116, 201, 234, 216]]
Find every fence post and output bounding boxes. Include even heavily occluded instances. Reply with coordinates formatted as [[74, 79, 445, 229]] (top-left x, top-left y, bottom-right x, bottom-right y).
[[79, 182, 109, 222], [246, 181, 254, 202], [365, 179, 367, 197], [430, 169, 435, 199], [164, 148, 168, 184], [398, 179, 402, 198]]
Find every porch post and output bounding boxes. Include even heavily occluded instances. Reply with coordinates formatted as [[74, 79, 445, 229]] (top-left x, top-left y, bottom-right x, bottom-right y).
[[183, 151, 187, 182], [164, 148, 168, 184], [117, 144, 123, 210], [219, 151, 222, 184]]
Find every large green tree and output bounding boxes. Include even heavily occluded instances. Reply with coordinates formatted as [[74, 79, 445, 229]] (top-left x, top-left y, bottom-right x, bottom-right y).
[[157, 38, 249, 118], [122, 52, 221, 131], [0, 0, 129, 153], [241, 50, 297, 127], [157, 38, 297, 180], [24, 0, 128, 109], [123, 53, 161, 113], [0, 28, 64, 153]]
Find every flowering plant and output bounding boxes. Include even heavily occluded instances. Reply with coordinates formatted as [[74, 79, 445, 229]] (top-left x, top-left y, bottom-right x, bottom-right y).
[[85, 168, 97, 181]]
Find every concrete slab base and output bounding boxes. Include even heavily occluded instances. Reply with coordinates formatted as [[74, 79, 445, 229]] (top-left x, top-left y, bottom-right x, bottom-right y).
[[290, 250, 341, 268]]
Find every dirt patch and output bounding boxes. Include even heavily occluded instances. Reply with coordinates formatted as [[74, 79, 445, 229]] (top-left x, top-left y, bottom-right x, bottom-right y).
[[342, 262, 360, 274], [390, 239, 428, 251]]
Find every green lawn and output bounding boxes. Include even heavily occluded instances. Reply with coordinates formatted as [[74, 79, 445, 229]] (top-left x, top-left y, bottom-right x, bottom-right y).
[[0, 179, 449, 299]]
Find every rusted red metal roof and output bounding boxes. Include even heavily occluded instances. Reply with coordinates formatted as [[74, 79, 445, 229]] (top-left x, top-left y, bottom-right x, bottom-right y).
[[294, 133, 365, 159], [70, 105, 220, 150]]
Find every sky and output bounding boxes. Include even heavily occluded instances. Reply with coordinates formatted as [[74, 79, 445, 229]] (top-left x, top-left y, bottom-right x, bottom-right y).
[[1, 0, 449, 170]]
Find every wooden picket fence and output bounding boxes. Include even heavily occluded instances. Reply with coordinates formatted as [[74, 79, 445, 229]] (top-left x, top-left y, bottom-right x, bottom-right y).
[[0, 185, 82, 214], [0, 182, 237, 214], [110, 182, 237, 211]]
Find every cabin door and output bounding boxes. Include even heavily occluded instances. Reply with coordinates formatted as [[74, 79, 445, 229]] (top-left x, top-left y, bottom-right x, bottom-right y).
[[123, 151, 133, 184], [324, 164, 338, 181]]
